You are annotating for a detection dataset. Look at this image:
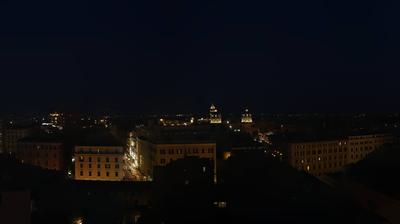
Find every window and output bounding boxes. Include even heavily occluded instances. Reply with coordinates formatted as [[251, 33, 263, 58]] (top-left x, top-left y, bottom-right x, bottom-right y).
[[88, 164, 92, 168], [89, 171, 92, 176], [168, 149, 174, 154], [80, 163, 83, 168], [115, 172, 119, 177], [105, 164, 111, 169], [160, 159, 166, 164], [97, 157, 101, 162], [115, 158, 118, 162], [97, 172, 101, 176], [97, 164, 101, 169], [88, 157, 92, 162], [79, 156, 84, 162], [160, 149, 166, 154], [80, 171, 83, 176], [106, 157, 109, 163], [115, 164, 119, 169], [106, 172, 109, 177]]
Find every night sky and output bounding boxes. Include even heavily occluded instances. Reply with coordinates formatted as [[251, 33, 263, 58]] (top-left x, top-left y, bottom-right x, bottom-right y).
[[1, 0, 399, 115]]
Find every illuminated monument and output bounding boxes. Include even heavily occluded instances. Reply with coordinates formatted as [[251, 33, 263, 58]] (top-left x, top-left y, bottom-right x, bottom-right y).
[[241, 108, 253, 123], [209, 104, 222, 124]]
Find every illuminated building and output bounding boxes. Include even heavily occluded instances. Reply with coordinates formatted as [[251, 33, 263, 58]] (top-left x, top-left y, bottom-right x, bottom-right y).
[[158, 116, 194, 127], [346, 133, 394, 164], [241, 109, 253, 123], [137, 138, 217, 181], [17, 136, 64, 171], [94, 116, 111, 128], [209, 104, 222, 124], [49, 112, 64, 129], [73, 135, 124, 181], [287, 133, 394, 176]]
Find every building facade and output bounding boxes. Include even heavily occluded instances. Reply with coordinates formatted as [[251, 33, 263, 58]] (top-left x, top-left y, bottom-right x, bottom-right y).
[[74, 146, 124, 181], [346, 133, 394, 164], [3, 126, 32, 154], [287, 133, 394, 176], [137, 138, 217, 181], [17, 140, 64, 171]]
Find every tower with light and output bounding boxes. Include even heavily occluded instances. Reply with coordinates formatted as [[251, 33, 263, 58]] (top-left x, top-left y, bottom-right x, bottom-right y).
[[241, 108, 253, 123], [209, 104, 222, 124]]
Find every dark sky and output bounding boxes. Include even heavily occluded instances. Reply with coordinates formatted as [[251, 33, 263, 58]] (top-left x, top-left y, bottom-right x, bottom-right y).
[[1, 0, 399, 115]]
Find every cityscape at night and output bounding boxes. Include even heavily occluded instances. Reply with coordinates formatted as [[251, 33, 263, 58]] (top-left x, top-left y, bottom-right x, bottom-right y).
[[2, 0, 400, 224]]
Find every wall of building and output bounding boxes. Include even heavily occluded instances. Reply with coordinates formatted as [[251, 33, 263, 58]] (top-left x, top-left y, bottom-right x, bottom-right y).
[[289, 139, 347, 176], [3, 128, 31, 154], [288, 133, 394, 176], [17, 142, 64, 171], [347, 134, 394, 164], [137, 140, 217, 181], [137, 139, 155, 180], [74, 146, 124, 181]]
